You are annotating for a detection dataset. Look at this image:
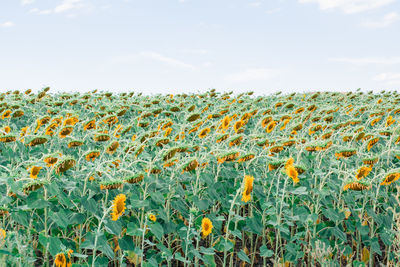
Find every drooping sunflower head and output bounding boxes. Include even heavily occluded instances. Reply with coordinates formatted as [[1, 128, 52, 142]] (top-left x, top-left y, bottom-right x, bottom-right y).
[[233, 120, 244, 133], [221, 116, 231, 129], [355, 166, 372, 180], [381, 170, 400, 186], [343, 179, 371, 191], [111, 194, 127, 221], [241, 175, 254, 203], [54, 253, 66, 267], [265, 121, 277, 133], [198, 127, 211, 139], [29, 166, 42, 179], [201, 217, 213, 238]]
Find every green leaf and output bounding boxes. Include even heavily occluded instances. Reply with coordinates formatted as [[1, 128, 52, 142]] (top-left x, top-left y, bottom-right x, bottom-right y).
[[203, 254, 216, 267], [200, 247, 215, 255], [333, 227, 347, 242], [246, 216, 263, 235], [370, 238, 382, 256], [260, 245, 273, 257], [127, 222, 141, 237], [150, 222, 164, 241], [290, 186, 308, 195], [237, 250, 250, 263], [11, 211, 29, 227], [97, 233, 115, 259], [48, 237, 63, 256], [28, 199, 49, 209], [174, 253, 191, 264]]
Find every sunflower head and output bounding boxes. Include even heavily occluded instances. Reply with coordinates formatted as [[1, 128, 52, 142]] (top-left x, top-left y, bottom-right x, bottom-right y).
[[111, 194, 127, 221], [29, 166, 42, 179], [54, 253, 66, 267], [201, 217, 213, 238], [241, 175, 254, 203], [149, 214, 156, 222]]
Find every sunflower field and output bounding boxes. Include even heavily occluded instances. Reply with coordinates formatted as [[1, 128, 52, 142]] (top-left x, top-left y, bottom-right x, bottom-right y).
[[1, 88, 400, 266]]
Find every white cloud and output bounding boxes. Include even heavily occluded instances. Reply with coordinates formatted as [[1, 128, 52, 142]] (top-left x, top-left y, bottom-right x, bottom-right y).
[[28, 0, 86, 15], [54, 0, 84, 13], [361, 12, 400, 28], [0, 21, 15, 28], [225, 68, 279, 83], [329, 57, 400, 65], [29, 8, 53, 15], [21, 0, 35, 6], [249, 2, 262, 7], [140, 51, 195, 69], [298, 0, 396, 14], [374, 72, 400, 85]]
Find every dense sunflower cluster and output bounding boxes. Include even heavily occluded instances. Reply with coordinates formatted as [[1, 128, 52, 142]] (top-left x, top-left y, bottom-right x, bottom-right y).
[[1, 88, 400, 266]]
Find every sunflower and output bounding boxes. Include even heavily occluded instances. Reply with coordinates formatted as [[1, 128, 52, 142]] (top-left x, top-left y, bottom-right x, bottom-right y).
[[201, 217, 213, 238], [265, 121, 277, 133], [355, 166, 372, 180], [106, 141, 120, 155], [124, 173, 145, 184], [362, 157, 379, 166], [285, 158, 299, 184], [343, 180, 371, 191], [44, 156, 58, 167], [59, 126, 74, 138], [1, 110, 11, 120], [381, 172, 400, 186], [233, 120, 244, 133], [241, 175, 254, 203], [111, 194, 127, 221], [217, 151, 240, 164], [63, 116, 78, 126], [2, 126, 10, 134], [237, 153, 255, 163], [199, 127, 211, 138], [367, 137, 379, 151], [0, 228, 5, 243], [280, 119, 290, 131], [221, 116, 231, 130], [83, 119, 96, 130], [54, 253, 66, 267], [370, 117, 381, 127], [149, 214, 156, 222], [386, 115, 395, 127], [164, 127, 172, 137], [68, 140, 84, 148], [295, 107, 305, 114], [29, 166, 42, 179], [85, 151, 100, 161], [261, 116, 272, 128]]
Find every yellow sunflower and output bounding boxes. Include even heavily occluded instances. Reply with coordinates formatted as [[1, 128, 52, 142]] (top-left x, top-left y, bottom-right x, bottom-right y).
[[233, 120, 244, 133], [241, 175, 254, 203], [355, 166, 372, 180], [285, 158, 299, 184], [29, 166, 42, 179], [266, 121, 277, 133], [199, 127, 211, 139], [111, 194, 127, 221], [54, 253, 66, 267], [1, 110, 11, 120], [149, 214, 156, 222], [221, 116, 231, 130], [201, 217, 213, 238]]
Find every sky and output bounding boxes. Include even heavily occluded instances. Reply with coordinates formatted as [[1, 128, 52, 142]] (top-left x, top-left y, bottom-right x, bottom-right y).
[[0, 0, 399, 95]]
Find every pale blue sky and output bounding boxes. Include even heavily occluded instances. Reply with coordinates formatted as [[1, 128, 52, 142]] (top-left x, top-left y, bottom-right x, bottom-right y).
[[0, 0, 399, 95]]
